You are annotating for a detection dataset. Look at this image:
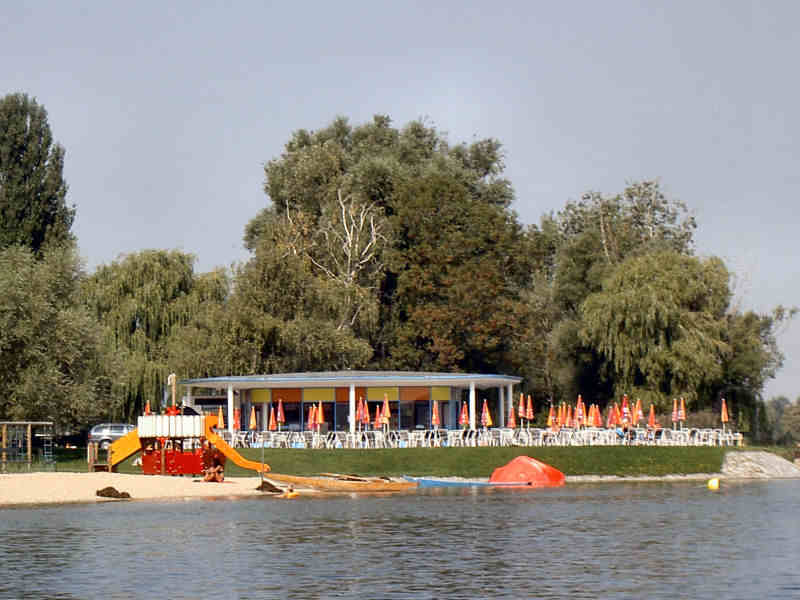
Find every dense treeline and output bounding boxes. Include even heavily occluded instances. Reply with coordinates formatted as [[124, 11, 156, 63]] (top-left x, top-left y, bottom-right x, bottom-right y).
[[0, 97, 794, 439]]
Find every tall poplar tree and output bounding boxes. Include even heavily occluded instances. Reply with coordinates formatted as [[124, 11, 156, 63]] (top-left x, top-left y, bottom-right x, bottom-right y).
[[0, 93, 75, 253]]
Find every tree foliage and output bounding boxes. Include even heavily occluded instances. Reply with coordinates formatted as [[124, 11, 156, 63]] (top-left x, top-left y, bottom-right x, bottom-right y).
[[0, 244, 108, 428], [580, 251, 731, 408], [0, 93, 74, 253], [82, 250, 227, 418], [248, 115, 527, 373]]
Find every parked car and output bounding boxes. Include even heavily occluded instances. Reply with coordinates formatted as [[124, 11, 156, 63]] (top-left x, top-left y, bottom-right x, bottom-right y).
[[88, 423, 135, 450]]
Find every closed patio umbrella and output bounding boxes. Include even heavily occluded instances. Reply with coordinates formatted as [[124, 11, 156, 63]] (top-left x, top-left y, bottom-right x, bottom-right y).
[[268, 406, 277, 431], [518, 393, 526, 426], [525, 395, 534, 425], [233, 408, 241, 431], [507, 399, 517, 429], [249, 406, 258, 431], [547, 404, 554, 429], [480, 399, 493, 428], [381, 394, 391, 429], [621, 395, 631, 426], [374, 404, 382, 430], [144, 401, 151, 416], [459, 401, 470, 429], [277, 398, 285, 431], [361, 398, 372, 428], [317, 401, 325, 430], [679, 397, 686, 425], [648, 404, 656, 429], [217, 405, 225, 430], [307, 404, 316, 431], [431, 400, 440, 429], [721, 398, 729, 432]]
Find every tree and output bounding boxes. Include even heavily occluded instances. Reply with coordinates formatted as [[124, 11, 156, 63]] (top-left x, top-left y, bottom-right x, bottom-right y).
[[0, 93, 74, 253], [580, 251, 731, 408], [0, 244, 109, 428], [526, 181, 699, 402], [82, 250, 227, 418], [386, 170, 532, 372], [221, 226, 374, 374]]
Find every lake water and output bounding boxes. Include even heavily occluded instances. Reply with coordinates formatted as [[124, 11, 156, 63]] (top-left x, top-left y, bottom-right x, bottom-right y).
[[1, 480, 799, 599]]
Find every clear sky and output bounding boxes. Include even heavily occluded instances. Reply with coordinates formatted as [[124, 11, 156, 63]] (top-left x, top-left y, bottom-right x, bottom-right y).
[[4, 1, 798, 400]]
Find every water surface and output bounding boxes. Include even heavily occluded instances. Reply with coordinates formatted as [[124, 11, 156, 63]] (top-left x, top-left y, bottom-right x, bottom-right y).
[[1, 480, 798, 599]]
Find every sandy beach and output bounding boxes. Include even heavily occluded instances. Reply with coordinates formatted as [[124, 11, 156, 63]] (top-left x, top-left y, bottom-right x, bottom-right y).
[[0, 472, 273, 506], [2, 451, 797, 507]]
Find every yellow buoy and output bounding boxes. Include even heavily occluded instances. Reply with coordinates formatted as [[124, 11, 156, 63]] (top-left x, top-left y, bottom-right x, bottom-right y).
[[707, 477, 720, 491]]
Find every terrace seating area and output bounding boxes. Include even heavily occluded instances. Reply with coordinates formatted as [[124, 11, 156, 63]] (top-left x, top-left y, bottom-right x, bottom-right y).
[[234, 426, 743, 449]]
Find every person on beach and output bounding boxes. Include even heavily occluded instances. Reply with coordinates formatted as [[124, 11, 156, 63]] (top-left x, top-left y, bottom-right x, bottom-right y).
[[202, 448, 225, 482]]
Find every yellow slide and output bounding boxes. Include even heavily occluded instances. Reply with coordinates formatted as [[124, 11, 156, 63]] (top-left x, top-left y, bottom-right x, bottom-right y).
[[204, 416, 270, 474], [108, 428, 143, 471]]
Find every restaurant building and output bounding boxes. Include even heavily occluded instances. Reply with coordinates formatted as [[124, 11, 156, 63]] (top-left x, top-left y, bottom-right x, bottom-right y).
[[180, 371, 522, 434]]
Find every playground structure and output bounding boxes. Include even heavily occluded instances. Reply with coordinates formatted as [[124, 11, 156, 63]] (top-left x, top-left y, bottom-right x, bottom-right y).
[[94, 412, 416, 492], [1, 421, 55, 472], [92, 413, 270, 476]]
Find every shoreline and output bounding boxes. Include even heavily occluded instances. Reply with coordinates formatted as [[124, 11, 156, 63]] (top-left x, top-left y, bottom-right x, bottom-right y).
[[0, 470, 792, 508], [3, 450, 797, 508]]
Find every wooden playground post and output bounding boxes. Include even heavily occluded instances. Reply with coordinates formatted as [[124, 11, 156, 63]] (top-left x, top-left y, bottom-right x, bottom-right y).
[[27, 423, 32, 470]]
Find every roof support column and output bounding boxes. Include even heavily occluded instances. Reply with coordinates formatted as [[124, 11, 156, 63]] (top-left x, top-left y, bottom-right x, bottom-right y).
[[349, 384, 356, 434], [499, 385, 505, 428], [469, 381, 476, 430], [227, 385, 234, 434], [507, 384, 514, 424]]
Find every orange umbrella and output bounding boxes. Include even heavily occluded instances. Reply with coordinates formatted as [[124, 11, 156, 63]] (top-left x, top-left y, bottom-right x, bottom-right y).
[[381, 394, 391, 427], [671, 398, 678, 425], [648, 404, 656, 429], [679, 397, 686, 422], [307, 404, 316, 431], [233, 408, 241, 431], [144, 401, 151, 416], [576, 395, 585, 427], [249, 405, 258, 430], [217, 405, 225, 430], [605, 404, 614, 428], [525, 395, 534, 422], [317, 401, 325, 428], [594, 404, 603, 428], [547, 404, 555, 428], [277, 398, 285, 430], [566, 404, 573, 428], [373, 404, 382, 429], [507, 399, 517, 429], [721, 397, 729, 430], [480, 399, 493, 428], [634, 398, 643, 424], [621, 395, 630, 425], [518, 393, 526, 422], [431, 400, 440, 428], [459, 401, 470, 428], [361, 400, 372, 427], [268, 406, 277, 431]]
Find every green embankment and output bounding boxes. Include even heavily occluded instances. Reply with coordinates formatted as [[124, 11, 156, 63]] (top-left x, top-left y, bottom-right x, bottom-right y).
[[37, 445, 792, 477]]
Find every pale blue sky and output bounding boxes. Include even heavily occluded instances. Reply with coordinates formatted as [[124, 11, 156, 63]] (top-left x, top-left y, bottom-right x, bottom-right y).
[[4, 1, 798, 400]]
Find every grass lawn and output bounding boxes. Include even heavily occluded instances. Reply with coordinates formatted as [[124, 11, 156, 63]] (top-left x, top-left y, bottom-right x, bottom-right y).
[[17, 445, 790, 478]]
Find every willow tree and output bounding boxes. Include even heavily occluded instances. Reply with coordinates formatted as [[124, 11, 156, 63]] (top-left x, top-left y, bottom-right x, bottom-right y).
[[526, 181, 698, 403], [83, 250, 228, 418], [580, 250, 731, 409], [0, 93, 75, 254]]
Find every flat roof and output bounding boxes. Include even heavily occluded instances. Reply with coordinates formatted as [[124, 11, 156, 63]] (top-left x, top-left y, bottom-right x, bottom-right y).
[[180, 370, 521, 390]]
